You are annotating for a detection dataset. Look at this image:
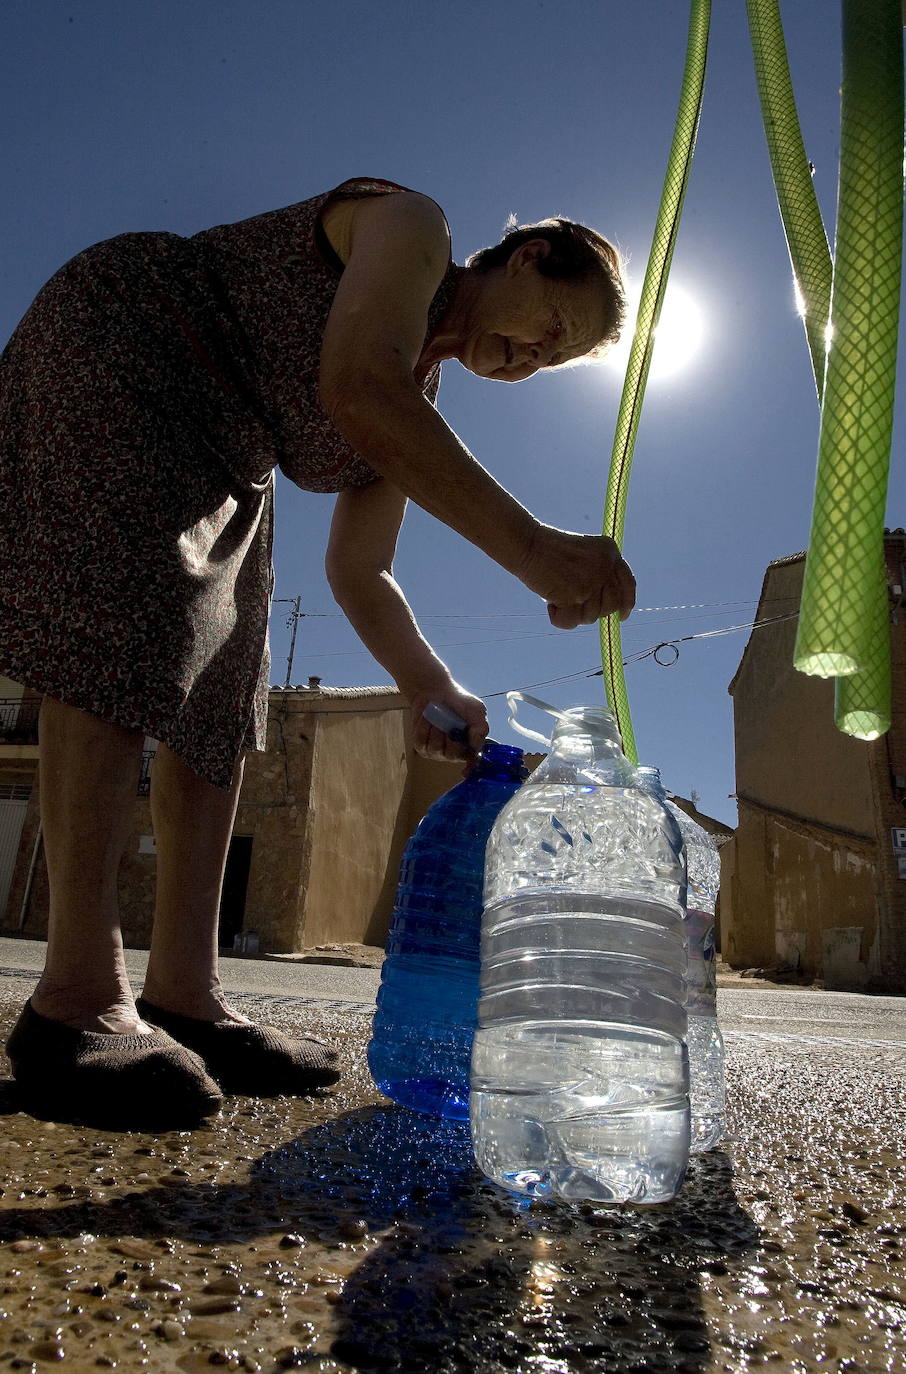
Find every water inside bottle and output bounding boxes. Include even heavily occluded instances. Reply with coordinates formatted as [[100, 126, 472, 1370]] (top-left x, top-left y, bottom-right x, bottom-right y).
[[368, 740, 526, 1120], [368, 956, 478, 1120], [687, 1014, 727, 1152], [471, 892, 689, 1203], [471, 1022, 689, 1203], [473, 710, 690, 1203]]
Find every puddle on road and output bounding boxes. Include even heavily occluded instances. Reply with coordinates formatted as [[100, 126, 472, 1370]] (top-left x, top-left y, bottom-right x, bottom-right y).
[[0, 994, 903, 1373]]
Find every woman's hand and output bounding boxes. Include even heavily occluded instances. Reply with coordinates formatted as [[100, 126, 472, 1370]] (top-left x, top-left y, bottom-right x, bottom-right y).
[[409, 681, 488, 762], [518, 524, 636, 628]]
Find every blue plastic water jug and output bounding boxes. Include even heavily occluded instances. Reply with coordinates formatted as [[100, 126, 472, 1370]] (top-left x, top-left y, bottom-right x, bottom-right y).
[[367, 738, 526, 1120]]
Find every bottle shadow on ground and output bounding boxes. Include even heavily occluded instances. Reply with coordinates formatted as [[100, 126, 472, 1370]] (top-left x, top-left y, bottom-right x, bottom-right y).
[[0, 1079, 759, 1374], [253, 1107, 761, 1373]]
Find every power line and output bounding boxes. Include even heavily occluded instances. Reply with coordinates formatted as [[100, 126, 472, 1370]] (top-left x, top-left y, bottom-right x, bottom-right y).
[[273, 594, 800, 622], [277, 609, 801, 702], [481, 610, 800, 699], [292, 604, 802, 661], [621, 610, 800, 665]]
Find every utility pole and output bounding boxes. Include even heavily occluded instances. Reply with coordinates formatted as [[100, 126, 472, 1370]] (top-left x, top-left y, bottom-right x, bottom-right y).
[[273, 596, 303, 689]]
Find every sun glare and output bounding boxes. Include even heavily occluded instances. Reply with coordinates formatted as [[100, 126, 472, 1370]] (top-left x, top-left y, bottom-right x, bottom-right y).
[[793, 279, 807, 318], [605, 280, 705, 381]]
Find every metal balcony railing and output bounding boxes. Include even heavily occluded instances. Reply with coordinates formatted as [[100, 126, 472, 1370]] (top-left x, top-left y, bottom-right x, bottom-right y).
[[0, 703, 156, 802], [0, 697, 39, 745], [0, 702, 155, 795]]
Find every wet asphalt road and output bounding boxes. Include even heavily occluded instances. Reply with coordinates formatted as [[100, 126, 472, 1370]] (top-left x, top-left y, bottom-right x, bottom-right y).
[[0, 937, 903, 1374]]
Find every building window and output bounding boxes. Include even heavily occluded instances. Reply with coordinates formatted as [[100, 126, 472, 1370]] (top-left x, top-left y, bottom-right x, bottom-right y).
[[137, 749, 156, 796]]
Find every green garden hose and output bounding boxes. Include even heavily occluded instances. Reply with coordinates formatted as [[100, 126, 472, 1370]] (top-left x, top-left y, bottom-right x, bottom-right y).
[[818, 0, 901, 739], [746, 0, 833, 403], [600, 0, 711, 763], [835, 550, 891, 737], [749, 0, 902, 740]]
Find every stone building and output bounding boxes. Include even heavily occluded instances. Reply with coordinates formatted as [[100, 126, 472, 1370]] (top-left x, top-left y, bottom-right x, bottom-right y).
[[0, 675, 42, 929], [720, 533, 906, 993], [0, 681, 520, 954], [2, 675, 730, 961]]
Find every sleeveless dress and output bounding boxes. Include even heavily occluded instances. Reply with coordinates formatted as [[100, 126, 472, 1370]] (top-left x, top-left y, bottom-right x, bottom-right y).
[[0, 178, 462, 787]]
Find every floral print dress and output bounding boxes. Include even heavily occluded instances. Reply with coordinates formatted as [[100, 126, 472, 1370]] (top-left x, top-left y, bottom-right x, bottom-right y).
[[0, 178, 460, 787]]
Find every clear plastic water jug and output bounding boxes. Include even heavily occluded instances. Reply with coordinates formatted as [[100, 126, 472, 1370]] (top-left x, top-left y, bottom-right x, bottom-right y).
[[367, 739, 526, 1119], [471, 695, 690, 1204], [666, 801, 726, 1153]]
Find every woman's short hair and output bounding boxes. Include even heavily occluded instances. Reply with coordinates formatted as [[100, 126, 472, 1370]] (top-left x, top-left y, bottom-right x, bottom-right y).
[[467, 215, 626, 356]]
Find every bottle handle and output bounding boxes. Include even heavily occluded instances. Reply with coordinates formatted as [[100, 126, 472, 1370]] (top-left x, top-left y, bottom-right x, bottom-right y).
[[423, 701, 468, 744], [506, 691, 573, 747]]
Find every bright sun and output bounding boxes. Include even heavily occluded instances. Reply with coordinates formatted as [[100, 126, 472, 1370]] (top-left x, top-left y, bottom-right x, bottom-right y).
[[604, 280, 705, 381]]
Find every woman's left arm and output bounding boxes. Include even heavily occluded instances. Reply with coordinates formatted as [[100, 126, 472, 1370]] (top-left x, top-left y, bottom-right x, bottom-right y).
[[325, 477, 488, 760]]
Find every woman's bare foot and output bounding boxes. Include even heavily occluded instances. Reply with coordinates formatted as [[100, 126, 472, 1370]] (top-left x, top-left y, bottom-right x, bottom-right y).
[[29, 975, 153, 1035], [137, 979, 251, 1025]]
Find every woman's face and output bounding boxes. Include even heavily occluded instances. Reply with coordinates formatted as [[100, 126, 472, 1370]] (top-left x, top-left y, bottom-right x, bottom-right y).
[[460, 239, 610, 382]]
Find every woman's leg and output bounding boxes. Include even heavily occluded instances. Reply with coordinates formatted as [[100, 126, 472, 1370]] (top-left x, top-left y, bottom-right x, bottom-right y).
[[141, 743, 249, 1022], [9, 699, 223, 1127], [139, 743, 340, 1094], [30, 696, 149, 1034]]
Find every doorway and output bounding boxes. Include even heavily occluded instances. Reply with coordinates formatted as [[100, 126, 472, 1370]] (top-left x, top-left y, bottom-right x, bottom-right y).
[[218, 835, 253, 950], [0, 786, 30, 923]]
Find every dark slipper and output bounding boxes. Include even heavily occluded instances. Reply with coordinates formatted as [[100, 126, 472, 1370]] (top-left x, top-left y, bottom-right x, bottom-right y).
[[4, 1000, 223, 1130], [135, 997, 341, 1096]]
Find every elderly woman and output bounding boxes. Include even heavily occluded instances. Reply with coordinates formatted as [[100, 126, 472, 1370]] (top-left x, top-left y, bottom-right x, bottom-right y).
[[0, 177, 635, 1129]]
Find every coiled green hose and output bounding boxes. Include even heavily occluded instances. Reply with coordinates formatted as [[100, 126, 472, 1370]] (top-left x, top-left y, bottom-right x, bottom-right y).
[[749, 0, 903, 740], [600, 0, 711, 763]]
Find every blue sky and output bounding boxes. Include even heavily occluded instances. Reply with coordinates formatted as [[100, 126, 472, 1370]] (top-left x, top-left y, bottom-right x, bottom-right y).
[[2, 2, 901, 825]]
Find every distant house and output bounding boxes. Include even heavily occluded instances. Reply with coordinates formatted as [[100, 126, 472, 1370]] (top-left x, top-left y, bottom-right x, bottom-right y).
[[720, 532, 906, 993]]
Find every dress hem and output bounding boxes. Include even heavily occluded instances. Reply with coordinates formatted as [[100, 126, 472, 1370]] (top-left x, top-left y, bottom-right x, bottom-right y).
[[0, 645, 261, 790]]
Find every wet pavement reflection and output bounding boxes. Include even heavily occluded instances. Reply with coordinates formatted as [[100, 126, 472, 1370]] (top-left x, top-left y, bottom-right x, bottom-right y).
[[0, 990, 903, 1372]]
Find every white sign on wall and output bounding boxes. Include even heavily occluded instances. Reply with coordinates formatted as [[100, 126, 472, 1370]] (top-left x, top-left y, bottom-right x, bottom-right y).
[[892, 829, 906, 879]]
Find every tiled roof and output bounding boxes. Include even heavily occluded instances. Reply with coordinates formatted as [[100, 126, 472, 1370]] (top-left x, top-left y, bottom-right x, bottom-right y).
[[268, 684, 398, 699], [767, 551, 806, 569]]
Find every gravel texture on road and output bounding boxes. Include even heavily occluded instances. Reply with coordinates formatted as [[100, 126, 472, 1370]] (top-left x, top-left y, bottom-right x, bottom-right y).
[[0, 983, 903, 1373]]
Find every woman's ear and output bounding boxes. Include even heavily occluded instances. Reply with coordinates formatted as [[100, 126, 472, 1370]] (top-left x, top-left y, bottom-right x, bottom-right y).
[[505, 237, 553, 275]]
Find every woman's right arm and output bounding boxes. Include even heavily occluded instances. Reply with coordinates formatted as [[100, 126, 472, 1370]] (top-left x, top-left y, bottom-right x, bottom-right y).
[[325, 477, 489, 760], [318, 193, 635, 626]]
